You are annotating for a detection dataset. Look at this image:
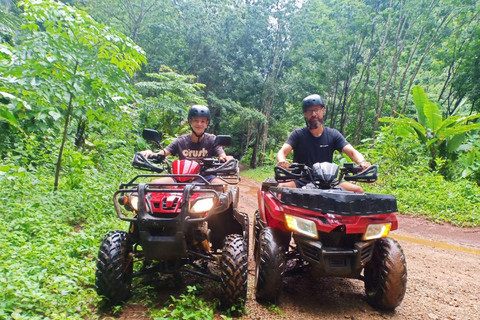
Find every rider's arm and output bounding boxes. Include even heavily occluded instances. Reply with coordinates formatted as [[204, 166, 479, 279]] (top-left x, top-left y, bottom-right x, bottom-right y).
[[342, 144, 371, 170], [140, 149, 171, 158], [277, 143, 292, 168]]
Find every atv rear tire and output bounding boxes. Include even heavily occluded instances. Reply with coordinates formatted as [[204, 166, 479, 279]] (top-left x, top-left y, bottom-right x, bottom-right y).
[[364, 237, 407, 310], [95, 231, 133, 304], [255, 227, 286, 303], [220, 234, 248, 309]]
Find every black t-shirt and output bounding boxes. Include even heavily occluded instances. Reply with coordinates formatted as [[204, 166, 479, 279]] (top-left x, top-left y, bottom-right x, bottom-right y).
[[285, 126, 349, 167], [166, 133, 224, 160]]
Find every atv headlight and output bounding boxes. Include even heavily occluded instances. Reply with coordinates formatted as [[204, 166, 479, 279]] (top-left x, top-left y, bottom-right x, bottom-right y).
[[285, 214, 318, 239], [190, 196, 215, 214], [129, 195, 139, 211], [119, 193, 139, 212], [362, 223, 391, 240]]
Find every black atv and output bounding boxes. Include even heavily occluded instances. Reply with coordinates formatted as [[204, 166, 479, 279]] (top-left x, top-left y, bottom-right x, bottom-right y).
[[95, 129, 249, 309]]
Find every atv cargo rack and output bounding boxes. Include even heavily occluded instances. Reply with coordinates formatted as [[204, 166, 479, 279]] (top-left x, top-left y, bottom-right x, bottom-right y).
[[269, 187, 398, 216]]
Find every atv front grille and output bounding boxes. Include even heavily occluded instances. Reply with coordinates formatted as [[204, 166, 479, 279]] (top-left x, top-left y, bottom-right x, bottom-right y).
[[318, 232, 359, 248], [301, 242, 320, 261], [149, 197, 181, 217], [295, 235, 374, 269], [161, 197, 179, 210]]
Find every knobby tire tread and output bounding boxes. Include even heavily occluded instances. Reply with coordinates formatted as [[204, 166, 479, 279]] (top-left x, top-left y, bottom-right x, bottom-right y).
[[220, 234, 248, 308], [95, 230, 133, 304], [365, 237, 407, 310], [255, 227, 286, 303]]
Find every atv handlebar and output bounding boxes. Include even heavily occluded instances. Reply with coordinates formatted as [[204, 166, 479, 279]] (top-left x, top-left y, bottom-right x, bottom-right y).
[[274, 162, 378, 184], [274, 163, 312, 181], [341, 164, 377, 183], [132, 152, 168, 173], [202, 158, 239, 176]]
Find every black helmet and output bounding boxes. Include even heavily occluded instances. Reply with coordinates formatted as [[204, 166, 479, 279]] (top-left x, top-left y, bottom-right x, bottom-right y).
[[188, 105, 211, 121], [302, 94, 325, 112]]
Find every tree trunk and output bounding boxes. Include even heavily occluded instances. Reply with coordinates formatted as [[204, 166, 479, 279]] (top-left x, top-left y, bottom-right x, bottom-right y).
[[54, 62, 79, 191], [54, 92, 75, 191], [250, 124, 261, 169]]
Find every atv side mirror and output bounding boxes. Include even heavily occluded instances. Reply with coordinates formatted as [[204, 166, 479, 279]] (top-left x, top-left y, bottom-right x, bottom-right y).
[[214, 135, 231, 147], [142, 129, 161, 145]]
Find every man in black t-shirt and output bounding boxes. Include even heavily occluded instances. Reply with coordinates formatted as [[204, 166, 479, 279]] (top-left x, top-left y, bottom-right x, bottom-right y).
[[276, 94, 371, 193], [141, 105, 233, 184]]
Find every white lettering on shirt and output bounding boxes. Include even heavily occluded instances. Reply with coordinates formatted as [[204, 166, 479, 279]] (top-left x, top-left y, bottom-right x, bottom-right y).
[[182, 148, 209, 158]]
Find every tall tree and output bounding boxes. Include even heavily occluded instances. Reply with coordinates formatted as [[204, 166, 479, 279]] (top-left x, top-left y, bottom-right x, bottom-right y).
[[4, 0, 145, 189]]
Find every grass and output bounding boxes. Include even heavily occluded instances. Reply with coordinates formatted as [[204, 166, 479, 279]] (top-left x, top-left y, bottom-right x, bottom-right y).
[[0, 152, 244, 320], [240, 165, 275, 182]]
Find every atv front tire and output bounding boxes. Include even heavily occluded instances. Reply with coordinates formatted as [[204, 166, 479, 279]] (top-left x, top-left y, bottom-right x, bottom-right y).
[[220, 234, 248, 309], [364, 237, 407, 310], [95, 231, 133, 304], [255, 227, 286, 303], [254, 210, 262, 263]]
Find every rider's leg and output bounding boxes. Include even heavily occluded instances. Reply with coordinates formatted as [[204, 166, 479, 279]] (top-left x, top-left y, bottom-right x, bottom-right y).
[[277, 181, 297, 188], [151, 177, 175, 184], [338, 181, 364, 193]]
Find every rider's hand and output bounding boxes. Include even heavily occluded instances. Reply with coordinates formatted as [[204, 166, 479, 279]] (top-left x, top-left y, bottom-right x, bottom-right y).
[[277, 160, 290, 169], [140, 149, 156, 158], [359, 160, 371, 171], [219, 155, 234, 162]]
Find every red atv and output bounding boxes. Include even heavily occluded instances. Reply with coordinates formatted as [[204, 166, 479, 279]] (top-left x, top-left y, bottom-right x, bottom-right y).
[[254, 162, 407, 310], [95, 129, 248, 309]]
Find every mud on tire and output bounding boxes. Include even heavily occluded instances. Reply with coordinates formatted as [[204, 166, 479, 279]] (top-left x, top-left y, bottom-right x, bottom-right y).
[[220, 234, 248, 309], [255, 227, 286, 304], [254, 210, 262, 263], [95, 231, 133, 304], [364, 237, 407, 310]]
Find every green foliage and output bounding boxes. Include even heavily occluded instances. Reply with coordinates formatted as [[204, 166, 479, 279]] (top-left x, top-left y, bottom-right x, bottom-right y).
[[380, 86, 480, 172], [0, 150, 132, 319], [134, 66, 206, 136], [1, 0, 146, 189], [364, 126, 480, 227], [240, 165, 276, 183], [457, 134, 480, 183], [150, 285, 215, 320]]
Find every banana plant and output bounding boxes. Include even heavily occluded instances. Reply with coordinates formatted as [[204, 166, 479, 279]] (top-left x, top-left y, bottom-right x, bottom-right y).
[[380, 86, 480, 171]]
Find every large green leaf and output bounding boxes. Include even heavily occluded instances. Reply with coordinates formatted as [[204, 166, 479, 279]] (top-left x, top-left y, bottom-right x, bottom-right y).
[[424, 101, 442, 131], [437, 113, 480, 135], [380, 116, 427, 143], [447, 133, 465, 153], [412, 86, 428, 127], [0, 104, 21, 131], [441, 123, 480, 138]]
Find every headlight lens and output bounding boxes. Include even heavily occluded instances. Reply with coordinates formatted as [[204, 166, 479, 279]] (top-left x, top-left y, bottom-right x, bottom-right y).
[[285, 214, 318, 239], [129, 195, 139, 211], [362, 223, 391, 240], [190, 196, 215, 214], [119, 193, 139, 212]]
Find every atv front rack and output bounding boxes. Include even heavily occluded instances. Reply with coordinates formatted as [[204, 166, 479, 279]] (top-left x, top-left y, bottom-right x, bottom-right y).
[[113, 176, 221, 222]]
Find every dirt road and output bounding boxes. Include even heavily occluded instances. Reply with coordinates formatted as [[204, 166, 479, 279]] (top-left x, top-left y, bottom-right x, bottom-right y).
[[237, 176, 480, 320]]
